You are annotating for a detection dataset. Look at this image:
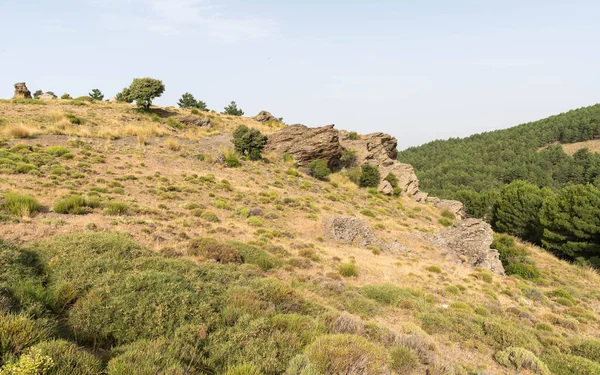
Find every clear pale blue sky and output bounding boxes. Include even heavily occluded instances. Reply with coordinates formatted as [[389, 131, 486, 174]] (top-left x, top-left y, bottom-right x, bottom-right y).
[[1, 1, 599, 149]]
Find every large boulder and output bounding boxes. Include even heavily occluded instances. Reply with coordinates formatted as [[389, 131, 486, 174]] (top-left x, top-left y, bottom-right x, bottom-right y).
[[427, 197, 465, 218], [324, 216, 405, 252], [432, 219, 505, 275], [253, 110, 278, 122], [13, 83, 32, 99], [178, 115, 211, 127], [39, 92, 57, 100], [264, 124, 343, 169]]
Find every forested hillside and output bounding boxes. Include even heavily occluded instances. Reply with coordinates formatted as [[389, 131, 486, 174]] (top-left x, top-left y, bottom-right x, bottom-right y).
[[398, 104, 600, 266]]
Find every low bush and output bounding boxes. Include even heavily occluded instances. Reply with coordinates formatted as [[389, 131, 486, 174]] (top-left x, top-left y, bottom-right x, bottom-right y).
[[0, 348, 54, 374], [188, 238, 242, 264], [308, 159, 331, 180], [225, 152, 241, 168], [103, 201, 129, 215], [229, 241, 277, 271], [492, 234, 541, 280], [425, 265, 442, 273], [339, 263, 359, 277], [225, 364, 263, 375], [201, 210, 220, 223], [46, 146, 70, 156], [304, 334, 387, 375], [29, 340, 102, 375], [2, 193, 41, 217], [571, 338, 600, 362], [483, 319, 538, 350], [389, 346, 419, 373], [542, 353, 600, 375], [494, 347, 550, 374], [0, 314, 54, 358], [54, 196, 99, 215]]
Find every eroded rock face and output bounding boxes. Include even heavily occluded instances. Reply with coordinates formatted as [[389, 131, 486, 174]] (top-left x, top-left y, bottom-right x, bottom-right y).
[[339, 131, 398, 165], [178, 116, 211, 127], [433, 219, 505, 275], [253, 110, 277, 122], [427, 197, 465, 218], [264, 124, 343, 169], [13, 83, 32, 99], [323, 216, 408, 252]]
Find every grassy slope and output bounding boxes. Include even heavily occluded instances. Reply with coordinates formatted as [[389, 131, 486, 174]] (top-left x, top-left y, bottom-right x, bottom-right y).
[[0, 100, 599, 374]]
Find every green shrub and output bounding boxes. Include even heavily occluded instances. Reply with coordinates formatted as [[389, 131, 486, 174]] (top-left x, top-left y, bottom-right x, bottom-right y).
[[494, 347, 550, 374], [425, 265, 442, 273], [0, 348, 54, 375], [440, 209, 456, 220], [229, 241, 277, 271], [389, 346, 419, 373], [54, 196, 98, 215], [188, 238, 241, 264], [308, 159, 331, 180], [46, 146, 70, 156], [360, 209, 375, 217], [304, 334, 387, 375], [571, 338, 600, 362], [103, 201, 129, 215], [107, 338, 192, 375], [232, 125, 267, 160], [535, 323, 553, 332], [201, 210, 220, 223], [384, 173, 398, 188], [483, 319, 538, 349], [29, 340, 102, 375], [246, 217, 264, 227], [2, 193, 41, 217], [60, 94, 72, 100], [225, 152, 241, 167], [438, 217, 453, 227], [359, 164, 380, 188], [542, 353, 600, 375], [340, 150, 357, 167], [348, 132, 358, 140], [0, 314, 54, 358], [225, 364, 263, 375], [491, 234, 541, 280], [339, 263, 359, 277], [222, 101, 244, 116], [64, 113, 82, 125], [88, 90, 103, 101]]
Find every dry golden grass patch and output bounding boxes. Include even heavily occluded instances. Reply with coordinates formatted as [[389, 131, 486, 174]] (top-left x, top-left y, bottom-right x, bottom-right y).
[[2, 123, 35, 138], [165, 138, 181, 151]]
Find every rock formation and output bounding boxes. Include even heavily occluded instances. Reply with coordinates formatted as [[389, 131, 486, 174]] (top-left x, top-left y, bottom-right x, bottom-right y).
[[13, 83, 32, 99], [432, 219, 505, 275], [324, 216, 406, 252], [264, 124, 343, 169], [39, 92, 57, 100], [253, 111, 278, 122], [426, 197, 465, 218], [178, 115, 211, 127]]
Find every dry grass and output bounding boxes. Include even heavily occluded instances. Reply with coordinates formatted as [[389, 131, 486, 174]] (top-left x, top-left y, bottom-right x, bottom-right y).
[[3, 123, 34, 139], [560, 139, 600, 155], [165, 138, 180, 151]]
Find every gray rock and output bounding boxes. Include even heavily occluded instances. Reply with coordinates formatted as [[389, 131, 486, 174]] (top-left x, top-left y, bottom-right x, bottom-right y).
[[427, 197, 465, 218], [378, 180, 394, 195], [13, 82, 32, 99], [253, 110, 278, 122], [324, 216, 400, 252], [178, 115, 211, 127], [432, 219, 505, 275], [39, 92, 57, 100]]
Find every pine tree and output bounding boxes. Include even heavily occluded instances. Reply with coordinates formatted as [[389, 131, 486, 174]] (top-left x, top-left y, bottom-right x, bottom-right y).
[[232, 125, 267, 160], [492, 180, 552, 243], [223, 101, 244, 116], [540, 184, 600, 260], [359, 164, 381, 188], [178, 93, 207, 111], [89, 89, 104, 101]]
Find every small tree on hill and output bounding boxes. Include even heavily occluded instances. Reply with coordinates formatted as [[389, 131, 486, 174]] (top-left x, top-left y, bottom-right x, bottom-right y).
[[232, 125, 267, 160], [223, 101, 244, 116], [121, 78, 165, 109], [359, 164, 381, 188], [115, 88, 133, 103], [178, 93, 208, 111], [89, 89, 104, 101], [61, 93, 72, 100], [33, 90, 43, 99]]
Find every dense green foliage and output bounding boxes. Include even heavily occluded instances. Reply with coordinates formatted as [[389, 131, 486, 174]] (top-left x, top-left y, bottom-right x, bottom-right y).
[[232, 125, 268, 160], [119, 78, 165, 109], [359, 164, 381, 188], [399, 104, 600, 265], [308, 159, 331, 180], [223, 101, 244, 116], [177, 92, 207, 110], [88, 89, 104, 101]]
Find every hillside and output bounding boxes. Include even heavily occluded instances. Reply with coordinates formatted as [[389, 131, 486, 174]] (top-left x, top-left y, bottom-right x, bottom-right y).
[[1, 99, 600, 375]]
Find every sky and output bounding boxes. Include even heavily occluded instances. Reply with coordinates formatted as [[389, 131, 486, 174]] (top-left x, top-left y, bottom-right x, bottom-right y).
[[1, 1, 599, 149]]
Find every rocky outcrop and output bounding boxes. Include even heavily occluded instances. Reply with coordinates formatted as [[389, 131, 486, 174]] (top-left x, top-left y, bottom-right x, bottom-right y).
[[178, 115, 211, 127], [432, 219, 505, 275], [13, 83, 32, 99], [340, 131, 420, 197], [253, 111, 278, 122], [426, 197, 465, 218], [39, 92, 57, 100], [264, 124, 343, 169], [324, 216, 406, 252]]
